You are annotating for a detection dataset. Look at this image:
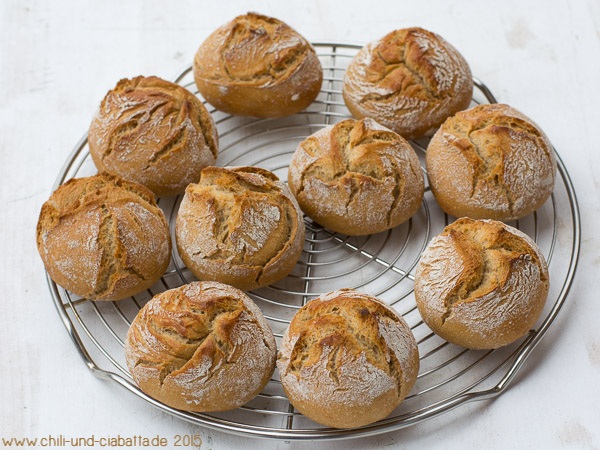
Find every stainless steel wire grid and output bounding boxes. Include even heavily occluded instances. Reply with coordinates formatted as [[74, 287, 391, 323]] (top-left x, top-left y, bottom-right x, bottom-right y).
[[46, 43, 581, 440]]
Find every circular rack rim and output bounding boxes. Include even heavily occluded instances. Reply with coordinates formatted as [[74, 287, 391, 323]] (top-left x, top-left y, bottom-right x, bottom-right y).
[[46, 42, 581, 441]]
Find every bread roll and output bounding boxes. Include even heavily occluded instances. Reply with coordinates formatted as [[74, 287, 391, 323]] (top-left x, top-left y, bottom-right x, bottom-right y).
[[175, 166, 305, 291], [425, 103, 557, 221], [277, 289, 419, 429], [288, 118, 424, 235], [343, 27, 473, 140], [414, 218, 549, 350], [36, 173, 171, 301], [125, 281, 277, 412], [88, 75, 218, 197], [193, 12, 322, 118]]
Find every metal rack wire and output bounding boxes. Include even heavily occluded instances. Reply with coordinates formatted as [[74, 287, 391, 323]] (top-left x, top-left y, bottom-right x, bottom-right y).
[[46, 43, 581, 440]]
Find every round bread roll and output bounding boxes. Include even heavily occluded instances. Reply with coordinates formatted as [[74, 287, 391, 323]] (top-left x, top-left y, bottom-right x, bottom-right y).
[[125, 281, 277, 412], [414, 218, 550, 350], [193, 12, 323, 118], [288, 118, 424, 235], [343, 27, 473, 140], [175, 166, 305, 291], [36, 173, 171, 301], [88, 75, 218, 197], [425, 103, 557, 221], [277, 289, 419, 429]]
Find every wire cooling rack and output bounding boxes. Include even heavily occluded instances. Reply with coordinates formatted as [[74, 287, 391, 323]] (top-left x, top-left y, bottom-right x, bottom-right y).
[[47, 43, 581, 440]]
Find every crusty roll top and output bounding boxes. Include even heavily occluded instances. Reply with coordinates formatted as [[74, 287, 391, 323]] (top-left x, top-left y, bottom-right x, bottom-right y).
[[126, 281, 276, 411], [343, 27, 473, 140], [414, 218, 549, 349], [278, 289, 419, 428], [426, 103, 557, 221], [288, 118, 423, 235], [176, 166, 305, 290], [195, 13, 316, 87], [89, 75, 218, 197], [36, 173, 171, 301], [193, 12, 322, 117]]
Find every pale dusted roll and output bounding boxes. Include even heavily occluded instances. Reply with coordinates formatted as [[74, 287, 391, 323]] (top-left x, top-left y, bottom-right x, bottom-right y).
[[425, 103, 557, 221], [287, 118, 424, 236], [36, 173, 171, 301], [125, 281, 277, 412], [277, 288, 419, 429], [88, 76, 218, 197], [343, 27, 473, 140], [175, 166, 305, 291], [193, 13, 322, 118], [414, 218, 550, 350]]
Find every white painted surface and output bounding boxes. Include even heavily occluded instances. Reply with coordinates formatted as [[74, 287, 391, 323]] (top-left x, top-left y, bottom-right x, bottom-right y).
[[1, 0, 599, 448]]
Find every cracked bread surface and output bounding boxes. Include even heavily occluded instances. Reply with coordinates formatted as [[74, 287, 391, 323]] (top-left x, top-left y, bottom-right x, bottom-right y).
[[193, 12, 322, 118], [125, 281, 276, 412], [414, 218, 549, 349], [175, 166, 305, 291], [36, 173, 171, 301], [343, 27, 473, 140], [88, 75, 218, 197], [425, 103, 557, 221], [287, 118, 424, 236], [277, 289, 419, 428]]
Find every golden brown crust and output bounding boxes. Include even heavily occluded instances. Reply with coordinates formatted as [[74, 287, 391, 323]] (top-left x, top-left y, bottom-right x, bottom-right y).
[[277, 289, 419, 428], [36, 173, 171, 301], [425, 103, 557, 221], [288, 118, 424, 235], [414, 218, 550, 349], [125, 281, 277, 412], [343, 27, 473, 140], [193, 13, 322, 117], [175, 166, 305, 291], [88, 76, 218, 197]]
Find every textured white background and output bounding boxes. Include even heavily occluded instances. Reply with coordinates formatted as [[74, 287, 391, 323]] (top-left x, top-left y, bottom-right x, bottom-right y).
[[1, 0, 599, 449]]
